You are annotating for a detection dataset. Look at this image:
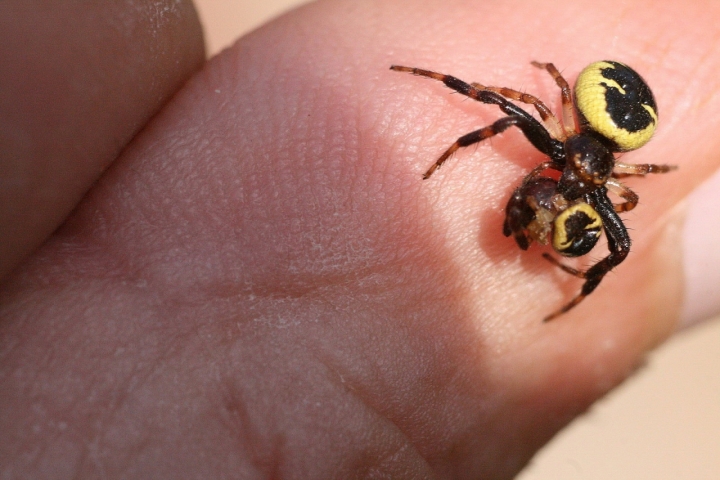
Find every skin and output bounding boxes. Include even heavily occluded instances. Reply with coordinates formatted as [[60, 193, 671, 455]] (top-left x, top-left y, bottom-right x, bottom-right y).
[[0, 0, 205, 279], [1, 0, 719, 478]]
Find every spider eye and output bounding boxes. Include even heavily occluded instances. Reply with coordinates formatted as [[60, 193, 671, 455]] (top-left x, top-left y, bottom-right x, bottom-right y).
[[552, 202, 603, 257], [574, 61, 658, 152]]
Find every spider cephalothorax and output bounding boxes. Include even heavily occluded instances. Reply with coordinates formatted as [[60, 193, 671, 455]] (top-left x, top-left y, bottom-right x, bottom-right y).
[[390, 60, 675, 321]]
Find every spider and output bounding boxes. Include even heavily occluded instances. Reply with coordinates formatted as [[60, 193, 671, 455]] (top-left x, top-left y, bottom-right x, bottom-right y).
[[390, 60, 676, 321]]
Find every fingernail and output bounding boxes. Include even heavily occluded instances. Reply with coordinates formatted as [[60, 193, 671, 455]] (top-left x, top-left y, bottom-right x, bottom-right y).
[[681, 168, 720, 327]]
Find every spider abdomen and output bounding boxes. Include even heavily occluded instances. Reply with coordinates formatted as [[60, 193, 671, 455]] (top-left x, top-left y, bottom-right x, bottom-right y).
[[574, 61, 658, 152]]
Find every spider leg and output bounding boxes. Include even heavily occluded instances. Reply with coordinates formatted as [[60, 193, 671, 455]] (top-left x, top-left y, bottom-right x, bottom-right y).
[[522, 161, 560, 183], [613, 162, 677, 177], [422, 115, 551, 179], [390, 66, 540, 123], [531, 61, 577, 135], [543, 188, 630, 322], [542, 253, 584, 277], [606, 178, 639, 213], [469, 82, 565, 140], [390, 65, 566, 173]]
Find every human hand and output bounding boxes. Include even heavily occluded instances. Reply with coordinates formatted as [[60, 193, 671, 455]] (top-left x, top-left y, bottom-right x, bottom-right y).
[[2, 0, 720, 478]]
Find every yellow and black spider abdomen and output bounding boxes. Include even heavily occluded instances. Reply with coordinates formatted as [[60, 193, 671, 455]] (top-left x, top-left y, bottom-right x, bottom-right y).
[[574, 61, 658, 152], [552, 202, 603, 257]]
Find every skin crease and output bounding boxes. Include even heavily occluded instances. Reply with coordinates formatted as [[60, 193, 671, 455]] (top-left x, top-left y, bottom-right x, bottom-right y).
[[1, 0, 720, 478]]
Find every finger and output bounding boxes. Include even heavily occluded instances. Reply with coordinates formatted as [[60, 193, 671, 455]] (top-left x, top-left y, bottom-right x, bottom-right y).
[[0, 0, 204, 279], [1, 0, 719, 479]]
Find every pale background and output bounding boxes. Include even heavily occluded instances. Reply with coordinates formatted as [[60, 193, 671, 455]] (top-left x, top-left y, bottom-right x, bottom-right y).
[[192, 1, 720, 478]]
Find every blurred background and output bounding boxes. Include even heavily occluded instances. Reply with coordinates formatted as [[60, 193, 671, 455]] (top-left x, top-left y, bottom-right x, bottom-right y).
[[192, 1, 720, 478]]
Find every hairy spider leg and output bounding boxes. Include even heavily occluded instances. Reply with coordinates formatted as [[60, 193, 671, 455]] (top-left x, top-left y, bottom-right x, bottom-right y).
[[605, 179, 640, 212], [531, 62, 577, 136], [421, 116, 554, 179], [606, 163, 676, 211], [542, 187, 631, 321], [389, 65, 564, 178], [613, 162, 677, 177], [469, 82, 565, 140], [521, 161, 561, 184]]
